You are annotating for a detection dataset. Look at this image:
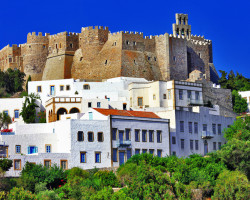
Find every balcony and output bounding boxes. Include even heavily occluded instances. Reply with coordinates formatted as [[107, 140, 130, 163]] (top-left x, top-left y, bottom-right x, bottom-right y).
[[187, 98, 203, 106], [201, 131, 214, 139], [0, 132, 15, 135], [116, 140, 131, 147]]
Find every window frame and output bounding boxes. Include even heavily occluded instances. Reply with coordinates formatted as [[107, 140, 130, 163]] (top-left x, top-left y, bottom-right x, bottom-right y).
[[135, 149, 140, 155], [180, 121, 184, 132], [45, 144, 51, 153], [60, 85, 64, 91], [60, 160, 68, 170], [66, 85, 71, 91], [179, 90, 183, 100], [149, 130, 154, 142], [112, 128, 117, 140], [80, 151, 86, 163], [14, 159, 21, 170], [172, 136, 176, 144], [77, 131, 84, 142], [97, 132, 103, 142], [88, 132, 94, 142], [137, 97, 143, 106], [157, 130, 162, 143], [125, 129, 131, 141], [15, 145, 21, 154], [142, 130, 147, 142], [157, 149, 162, 157], [135, 129, 140, 142], [181, 139, 185, 150], [37, 85, 42, 93], [44, 159, 51, 168], [95, 152, 101, 163], [113, 148, 118, 162], [14, 109, 19, 119], [188, 122, 192, 133]]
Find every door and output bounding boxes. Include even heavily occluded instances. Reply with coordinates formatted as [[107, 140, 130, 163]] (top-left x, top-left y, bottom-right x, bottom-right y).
[[50, 86, 55, 95], [119, 151, 125, 165], [204, 140, 208, 155], [119, 131, 124, 144]]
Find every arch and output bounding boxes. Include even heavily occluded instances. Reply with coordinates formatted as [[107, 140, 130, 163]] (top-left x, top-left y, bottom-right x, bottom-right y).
[[83, 84, 90, 90], [69, 107, 80, 114], [57, 107, 68, 120]]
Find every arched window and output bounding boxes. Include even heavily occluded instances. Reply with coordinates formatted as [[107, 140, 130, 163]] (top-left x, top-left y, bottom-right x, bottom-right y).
[[176, 28, 179, 36], [181, 29, 185, 36], [183, 18, 186, 25], [83, 84, 90, 90]]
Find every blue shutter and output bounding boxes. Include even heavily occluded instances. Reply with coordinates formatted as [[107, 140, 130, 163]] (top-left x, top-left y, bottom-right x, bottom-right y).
[[28, 147, 30, 154], [35, 147, 38, 153]]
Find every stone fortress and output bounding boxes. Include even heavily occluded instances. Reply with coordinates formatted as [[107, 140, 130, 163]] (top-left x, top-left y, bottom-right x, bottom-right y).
[[0, 13, 219, 83]]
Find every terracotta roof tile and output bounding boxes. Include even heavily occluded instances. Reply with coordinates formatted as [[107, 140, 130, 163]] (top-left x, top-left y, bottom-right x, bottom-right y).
[[93, 108, 160, 119]]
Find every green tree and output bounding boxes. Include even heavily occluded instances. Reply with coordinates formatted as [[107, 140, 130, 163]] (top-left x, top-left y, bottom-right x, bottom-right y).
[[20, 93, 40, 123], [0, 112, 12, 130], [37, 111, 46, 123], [212, 170, 250, 200], [0, 159, 12, 172], [26, 75, 31, 92], [232, 90, 248, 114]]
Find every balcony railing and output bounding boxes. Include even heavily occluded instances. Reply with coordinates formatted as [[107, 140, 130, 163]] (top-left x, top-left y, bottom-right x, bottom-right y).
[[187, 98, 203, 106], [116, 140, 131, 147], [0, 132, 15, 135], [201, 131, 214, 139]]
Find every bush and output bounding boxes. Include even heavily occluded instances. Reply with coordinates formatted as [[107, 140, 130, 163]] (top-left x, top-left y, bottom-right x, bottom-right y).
[[36, 190, 60, 200], [67, 167, 89, 180], [117, 163, 138, 185], [0, 177, 17, 192], [0, 159, 12, 171], [94, 170, 121, 187], [7, 187, 35, 200], [35, 182, 47, 194], [212, 170, 250, 200]]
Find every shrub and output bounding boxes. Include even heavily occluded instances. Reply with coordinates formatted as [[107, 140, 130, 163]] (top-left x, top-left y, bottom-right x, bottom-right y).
[[67, 167, 89, 180], [36, 190, 60, 200], [35, 182, 47, 194], [212, 170, 250, 200], [117, 163, 138, 185], [0, 159, 12, 171], [7, 187, 35, 200], [94, 170, 121, 187], [0, 177, 17, 192]]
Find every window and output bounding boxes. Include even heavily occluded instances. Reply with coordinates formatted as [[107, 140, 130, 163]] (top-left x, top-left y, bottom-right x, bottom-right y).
[[168, 90, 171, 99], [218, 124, 222, 135], [45, 144, 51, 153], [135, 129, 140, 142], [105, 60, 108, 65], [125, 129, 130, 140], [173, 56, 176, 62], [142, 149, 147, 154], [179, 90, 183, 100], [126, 40, 129, 45], [181, 139, 185, 150], [123, 103, 127, 110], [203, 124, 207, 132], [213, 142, 216, 150], [195, 140, 199, 150], [3, 110, 8, 116], [28, 146, 38, 154], [60, 85, 64, 91], [127, 149, 132, 160], [188, 90, 192, 99], [189, 122, 192, 133], [14, 110, 19, 118], [142, 130, 147, 142], [88, 132, 94, 142], [153, 94, 156, 100], [15, 145, 21, 154], [88, 112, 93, 120], [97, 102, 101, 108], [37, 86, 42, 92], [70, 43, 73, 48], [157, 149, 162, 157], [149, 130, 154, 142], [172, 151, 176, 156], [194, 122, 198, 134], [14, 159, 21, 170], [98, 132, 103, 142], [195, 91, 199, 100], [190, 140, 193, 150], [149, 149, 154, 155], [77, 131, 84, 141], [137, 97, 143, 106], [112, 128, 117, 140], [157, 130, 162, 143], [95, 152, 101, 163], [218, 142, 222, 149], [133, 41, 136, 45], [44, 160, 51, 168], [83, 84, 90, 90], [113, 148, 118, 162], [50, 86, 55, 95], [163, 94, 167, 99], [180, 121, 184, 132], [66, 85, 70, 91], [212, 124, 216, 134], [135, 149, 140, 155], [60, 160, 68, 170], [172, 136, 176, 144], [88, 102, 92, 108], [80, 152, 86, 163]]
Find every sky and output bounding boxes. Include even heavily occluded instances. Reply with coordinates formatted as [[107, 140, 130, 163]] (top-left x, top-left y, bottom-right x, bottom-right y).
[[0, 0, 249, 78]]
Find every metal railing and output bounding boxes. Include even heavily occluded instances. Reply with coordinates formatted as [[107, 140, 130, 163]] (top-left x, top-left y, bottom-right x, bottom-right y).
[[187, 98, 203, 105], [201, 131, 214, 139], [116, 140, 131, 147]]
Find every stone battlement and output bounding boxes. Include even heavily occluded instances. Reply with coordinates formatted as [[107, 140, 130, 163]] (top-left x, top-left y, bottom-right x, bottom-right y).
[[81, 26, 108, 32]]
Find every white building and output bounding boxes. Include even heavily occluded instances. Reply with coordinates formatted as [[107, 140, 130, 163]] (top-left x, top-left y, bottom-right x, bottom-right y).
[[0, 108, 169, 177], [239, 91, 250, 113]]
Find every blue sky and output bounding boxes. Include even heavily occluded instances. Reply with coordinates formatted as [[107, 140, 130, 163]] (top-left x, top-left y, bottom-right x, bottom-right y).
[[0, 0, 249, 77]]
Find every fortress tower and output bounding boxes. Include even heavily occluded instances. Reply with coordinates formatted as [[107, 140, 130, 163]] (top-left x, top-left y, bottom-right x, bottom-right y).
[[172, 13, 191, 39]]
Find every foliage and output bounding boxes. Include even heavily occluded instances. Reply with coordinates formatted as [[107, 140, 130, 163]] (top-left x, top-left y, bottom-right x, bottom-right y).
[[26, 75, 31, 92], [217, 139, 250, 179], [36, 190, 60, 200], [34, 182, 47, 194], [232, 90, 248, 113], [20, 162, 66, 192], [66, 167, 89, 181], [0, 191, 7, 200], [0, 177, 17, 192], [19, 91, 28, 97], [117, 163, 138, 185], [0, 68, 26, 95], [0, 159, 13, 172], [0, 112, 12, 130], [7, 187, 35, 200], [224, 116, 250, 141], [219, 70, 250, 91], [94, 170, 121, 187], [20, 93, 40, 123], [212, 170, 250, 200], [37, 111, 46, 123]]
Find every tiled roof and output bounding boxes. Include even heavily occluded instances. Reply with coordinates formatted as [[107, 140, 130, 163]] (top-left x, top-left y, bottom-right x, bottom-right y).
[[93, 108, 161, 119]]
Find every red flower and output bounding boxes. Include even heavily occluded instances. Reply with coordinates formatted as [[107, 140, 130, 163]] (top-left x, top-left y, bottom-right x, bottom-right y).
[[59, 185, 62, 187]]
